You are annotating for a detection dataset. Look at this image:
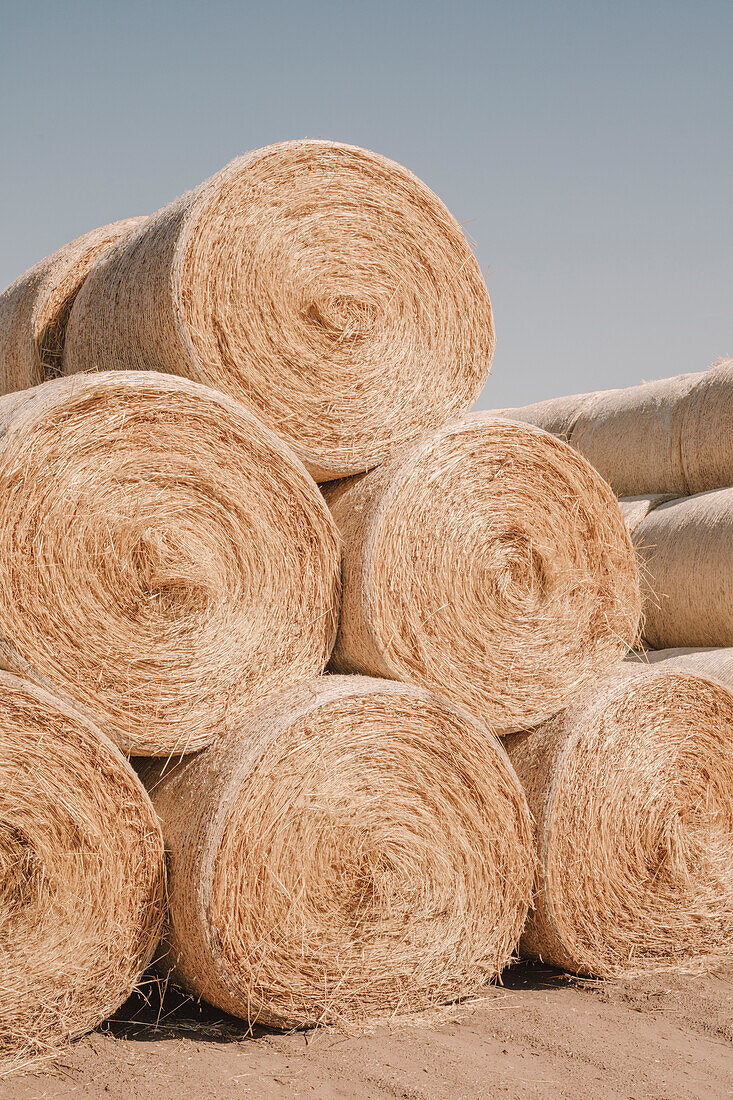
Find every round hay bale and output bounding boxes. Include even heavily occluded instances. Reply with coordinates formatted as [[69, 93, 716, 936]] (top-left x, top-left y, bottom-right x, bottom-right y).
[[569, 372, 703, 496], [629, 646, 733, 684], [678, 357, 733, 493], [325, 415, 641, 734], [618, 494, 676, 535], [0, 670, 164, 1058], [632, 488, 733, 648], [505, 665, 733, 977], [0, 371, 340, 755], [63, 140, 494, 481], [481, 388, 614, 440], [139, 675, 535, 1028], [0, 218, 145, 394]]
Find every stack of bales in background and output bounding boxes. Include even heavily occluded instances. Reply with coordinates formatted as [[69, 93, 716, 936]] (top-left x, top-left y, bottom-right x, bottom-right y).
[[0, 139, 731, 1065]]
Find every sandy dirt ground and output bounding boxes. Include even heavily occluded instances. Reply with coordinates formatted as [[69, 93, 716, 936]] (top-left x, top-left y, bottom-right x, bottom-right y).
[[5, 964, 732, 1100]]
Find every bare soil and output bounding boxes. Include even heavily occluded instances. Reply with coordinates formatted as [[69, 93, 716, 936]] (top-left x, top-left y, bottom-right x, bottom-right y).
[[5, 965, 732, 1099]]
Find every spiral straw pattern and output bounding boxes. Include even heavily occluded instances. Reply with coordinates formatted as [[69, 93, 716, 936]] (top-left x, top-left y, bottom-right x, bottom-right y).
[[506, 665, 733, 977], [63, 140, 494, 480], [326, 415, 640, 734], [0, 371, 340, 754], [0, 671, 164, 1060], [140, 676, 535, 1028]]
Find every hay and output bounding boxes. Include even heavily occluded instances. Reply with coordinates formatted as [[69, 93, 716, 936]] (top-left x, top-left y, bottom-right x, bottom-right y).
[[481, 389, 611, 439], [325, 415, 640, 734], [0, 218, 144, 394], [618, 494, 676, 534], [0, 371, 340, 755], [0, 670, 164, 1060], [632, 488, 733, 648], [629, 646, 733, 683], [505, 664, 733, 977], [139, 675, 535, 1029], [62, 140, 494, 481], [569, 372, 702, 496], [677, 356, 733, 493]]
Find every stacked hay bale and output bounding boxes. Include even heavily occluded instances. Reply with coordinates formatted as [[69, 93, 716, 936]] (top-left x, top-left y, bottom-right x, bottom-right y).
[[0, 672, 165, 1062], [489, 357, 733, 651], [0, 138, 729, 1061]]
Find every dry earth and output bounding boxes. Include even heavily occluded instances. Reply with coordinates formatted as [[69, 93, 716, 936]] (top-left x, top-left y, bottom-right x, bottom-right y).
[[5, 965, 732, 1100]]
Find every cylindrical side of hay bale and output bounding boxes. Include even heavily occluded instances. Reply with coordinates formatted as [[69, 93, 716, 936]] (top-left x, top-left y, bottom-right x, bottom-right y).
[[632, 488, 733, 648], [325, 415, 640, 734], [629, 646, 733, 685], [0, 671, 164, 1057], [139, 675, 535, 1029], [505, 665, 733, 977], [63, 140, 495, 481], [0, 371, 340, 755], [617, 494, 677, 535], [480, 389, 616, 440], [0, 219, 145, 394], [678, 357, 733, 494], [569, 372, 703, 496]]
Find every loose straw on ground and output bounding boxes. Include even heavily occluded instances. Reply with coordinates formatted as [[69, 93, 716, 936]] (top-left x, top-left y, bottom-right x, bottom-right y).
[[505, 664, 733, 977], [140, 675, 535, 1029], [325, 415, 640, 734], [632, 487, 733, 649], [0, 218, 144, 394], [63, 140, 494, 480], [0, 671, 164, 1064], [0, 371, 340, 755]]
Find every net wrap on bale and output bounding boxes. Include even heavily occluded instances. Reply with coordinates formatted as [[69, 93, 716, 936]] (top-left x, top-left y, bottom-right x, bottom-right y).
[[63, 140, 495, 480], [506, 664, 733, 977], [632, 487, 733, 649], [325, 415, 640, 734], [140, 675, 535, 1029], [0, 671, 164, 1061], [0, 371, 340, 755]]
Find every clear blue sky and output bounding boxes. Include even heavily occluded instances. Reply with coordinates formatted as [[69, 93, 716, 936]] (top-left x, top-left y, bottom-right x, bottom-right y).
[[1, 0, 731, 408]]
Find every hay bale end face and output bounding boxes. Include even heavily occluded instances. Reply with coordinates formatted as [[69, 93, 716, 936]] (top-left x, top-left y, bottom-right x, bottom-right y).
[[506, 665, 733, 977], [0, 371, 340, 755], [325, 415, 640, 734], [0, 218, 145, 395], [0, 671, 164, 1058], [140, 676, 535, 1029], [63, 140, 494, 480]]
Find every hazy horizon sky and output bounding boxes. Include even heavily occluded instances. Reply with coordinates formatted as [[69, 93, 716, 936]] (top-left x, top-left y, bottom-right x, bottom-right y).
[[2, 0, 731, 409]]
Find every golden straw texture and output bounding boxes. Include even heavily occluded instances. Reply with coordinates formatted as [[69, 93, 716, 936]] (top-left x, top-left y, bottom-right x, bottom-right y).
[[0, 218, 144, 394], [0, 670, 164, 1061], [63, 140, 494, 481], [325, 415, 640, 734], [506, 665, 733, 977], [0, 371, 340, 755], [632, 488, 733, 649], [139, 675, 535, 1029]]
